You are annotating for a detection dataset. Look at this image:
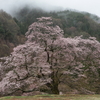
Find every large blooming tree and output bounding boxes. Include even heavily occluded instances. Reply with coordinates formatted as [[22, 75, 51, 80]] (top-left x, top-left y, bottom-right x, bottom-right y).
[[0, 17, 100, 96]]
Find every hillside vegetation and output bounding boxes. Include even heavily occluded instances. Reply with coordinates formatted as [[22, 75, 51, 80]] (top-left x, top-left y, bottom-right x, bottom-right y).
[[0, 10, 25, 57], [14, 7, 100, 40], [1, 7, 100, 57]]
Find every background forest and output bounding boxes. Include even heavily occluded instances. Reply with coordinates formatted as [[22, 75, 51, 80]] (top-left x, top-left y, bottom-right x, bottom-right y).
[[0, 7, 100, 57]]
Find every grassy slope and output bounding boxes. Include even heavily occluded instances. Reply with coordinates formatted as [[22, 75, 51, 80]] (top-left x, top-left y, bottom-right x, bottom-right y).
[[0, 94, 100, 100]]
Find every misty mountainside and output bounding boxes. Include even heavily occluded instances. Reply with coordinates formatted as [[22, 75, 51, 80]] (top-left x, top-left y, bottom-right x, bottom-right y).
[[82, 12, 100, 23], [1, 7, 100, 57], [0, 17, 100, 96], [13, 7, 100, 40], [0, 10, 25, 57]]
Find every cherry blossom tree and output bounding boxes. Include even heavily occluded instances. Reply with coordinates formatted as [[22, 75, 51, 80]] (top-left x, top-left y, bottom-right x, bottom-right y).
[[0, 17, 100, 96], [25, 17, 100, 94]]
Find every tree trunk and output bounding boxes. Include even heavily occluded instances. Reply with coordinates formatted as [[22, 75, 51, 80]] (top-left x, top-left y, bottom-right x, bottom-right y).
[[46, 71, 60, 94], [51, 84, 59, 94]]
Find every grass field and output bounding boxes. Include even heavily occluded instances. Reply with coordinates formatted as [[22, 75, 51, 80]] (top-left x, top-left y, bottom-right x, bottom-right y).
[[0, 94, 100, 100]]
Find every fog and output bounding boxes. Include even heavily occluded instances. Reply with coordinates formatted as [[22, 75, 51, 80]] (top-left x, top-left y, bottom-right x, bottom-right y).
[[0, 0, 64, 15], [0, 0, 100, 17]]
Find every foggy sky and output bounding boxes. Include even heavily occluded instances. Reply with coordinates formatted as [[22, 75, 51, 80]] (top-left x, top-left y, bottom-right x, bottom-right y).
[[0, 0, 100, 17]]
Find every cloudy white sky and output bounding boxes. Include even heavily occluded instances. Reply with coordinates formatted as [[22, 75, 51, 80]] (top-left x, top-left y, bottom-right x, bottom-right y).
[[0, 0, 100, 17]]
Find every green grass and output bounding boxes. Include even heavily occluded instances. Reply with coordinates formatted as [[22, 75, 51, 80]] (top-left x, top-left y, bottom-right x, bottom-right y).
[[0, 94, 100, 100]]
